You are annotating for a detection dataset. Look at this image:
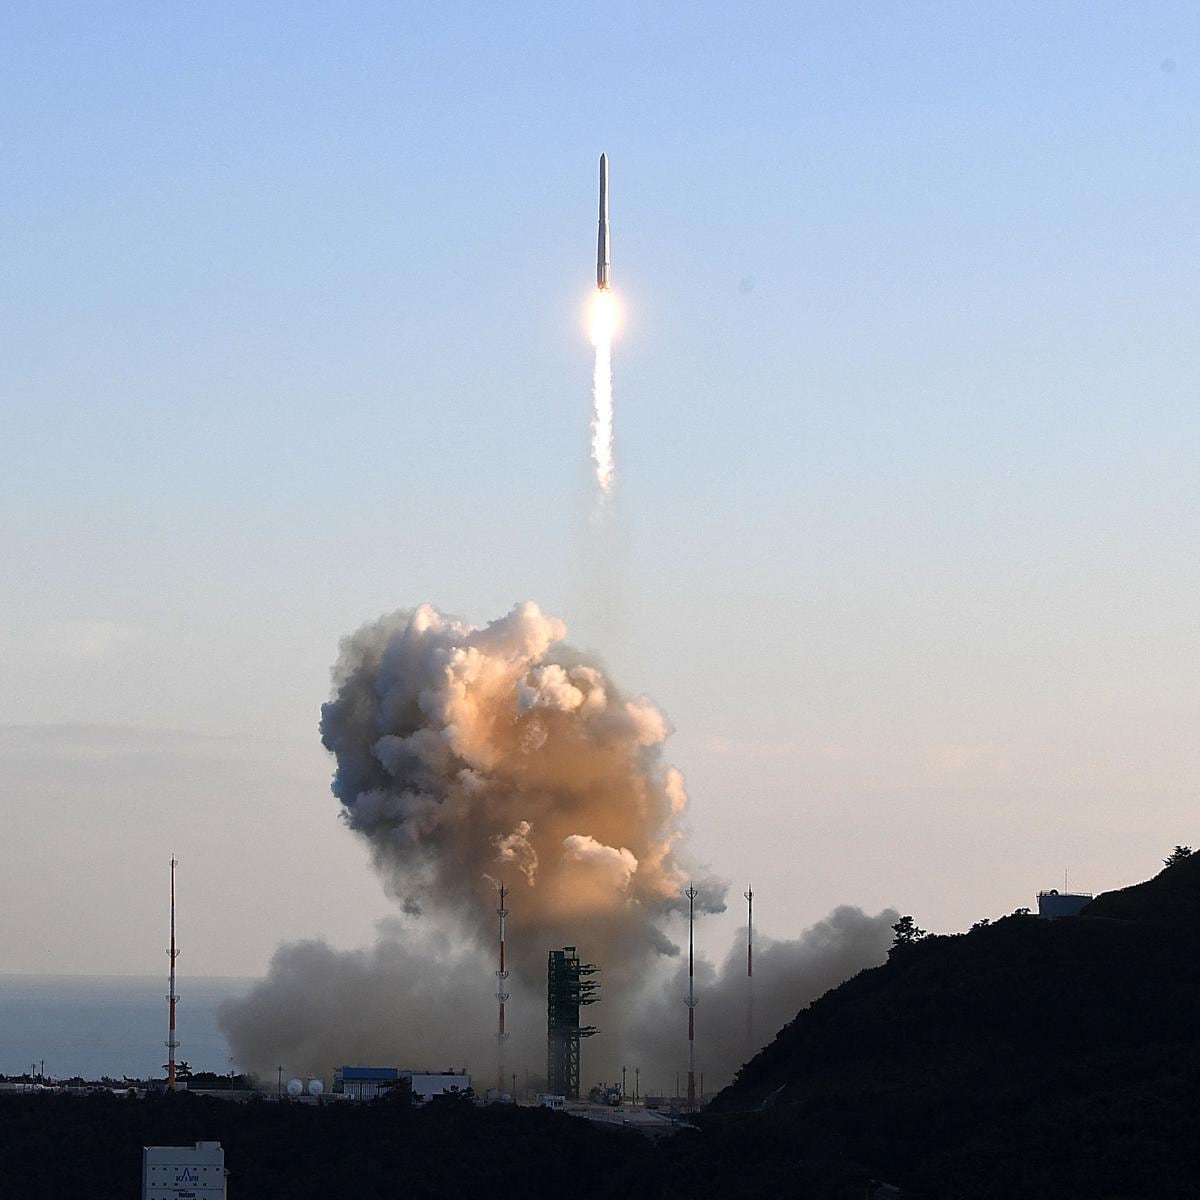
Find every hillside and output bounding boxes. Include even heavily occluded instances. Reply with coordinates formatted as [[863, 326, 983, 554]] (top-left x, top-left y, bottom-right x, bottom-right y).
[[708, 855, 1200, 1197], [1082, 848, 1200, 922]]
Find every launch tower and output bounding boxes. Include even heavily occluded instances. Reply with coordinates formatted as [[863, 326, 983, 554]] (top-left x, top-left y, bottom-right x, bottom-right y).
[[495, 882, 510, 1097], [685, 884, 697, 1111], [546, 947, 599, 1100]]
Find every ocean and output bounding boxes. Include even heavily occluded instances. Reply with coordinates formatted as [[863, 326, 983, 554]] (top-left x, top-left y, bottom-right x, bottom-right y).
[[0, 975, 254, 1081]]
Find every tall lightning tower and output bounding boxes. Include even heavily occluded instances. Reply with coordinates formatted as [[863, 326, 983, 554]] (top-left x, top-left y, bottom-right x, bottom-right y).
[[745, 886, 754, 1050], [685, 883, 698, 1112], [165, 856, 180, 1092], [495, 881, 510, 1097]]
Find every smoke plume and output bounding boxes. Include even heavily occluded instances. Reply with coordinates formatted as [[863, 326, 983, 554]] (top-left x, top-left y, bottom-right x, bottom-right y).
[[318, 601, 722, 980], [219, 600, 895, 1091]]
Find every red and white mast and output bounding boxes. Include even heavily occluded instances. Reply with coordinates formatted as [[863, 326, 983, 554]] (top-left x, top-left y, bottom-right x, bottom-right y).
[[685, 883, 697, 1112], [166, 856, 180, 1091], [496, 881, 510, 1097]]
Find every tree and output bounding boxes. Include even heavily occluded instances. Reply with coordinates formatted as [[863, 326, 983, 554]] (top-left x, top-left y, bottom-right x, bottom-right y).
[[378, 1077, 414, 1107], [891, 915, 927, 948], [427, 1085, 475, 1110], [1163, 846, 1193, 868]]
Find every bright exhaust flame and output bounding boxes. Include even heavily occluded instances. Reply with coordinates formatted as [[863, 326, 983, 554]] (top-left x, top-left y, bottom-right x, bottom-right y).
[[590, 289, 617, 496]]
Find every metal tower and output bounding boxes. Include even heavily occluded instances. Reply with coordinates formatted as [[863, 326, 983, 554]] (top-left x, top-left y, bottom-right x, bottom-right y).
[[686, 883, 698, 1112], [165, 857, 180, 1091], [495, 882, 510, 1097], [744, 885, 754, 1050], [546, 946, 599, 1099]]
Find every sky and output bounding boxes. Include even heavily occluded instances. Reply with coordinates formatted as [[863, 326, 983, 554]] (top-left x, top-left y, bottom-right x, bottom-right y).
[[1, 2, 1198, 978]]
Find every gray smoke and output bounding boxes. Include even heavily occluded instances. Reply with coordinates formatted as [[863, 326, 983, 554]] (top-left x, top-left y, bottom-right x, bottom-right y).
[[623, 904, 898, 1094], [219, 919, 542, 1081], [219, 905, 898, 1090]]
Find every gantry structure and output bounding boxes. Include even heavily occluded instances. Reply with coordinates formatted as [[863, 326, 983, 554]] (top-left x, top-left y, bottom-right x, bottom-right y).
[[546, 946, 599, 1100]]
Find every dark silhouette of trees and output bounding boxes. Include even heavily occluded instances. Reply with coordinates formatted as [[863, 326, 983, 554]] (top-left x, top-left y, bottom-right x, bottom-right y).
[[1164, 845, 1193, 867], [889, 915, 927, 947], [377, 1075, 413, 1106]]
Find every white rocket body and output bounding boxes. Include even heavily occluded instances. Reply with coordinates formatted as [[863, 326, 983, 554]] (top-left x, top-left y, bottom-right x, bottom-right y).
[[596, 154, 611, 290]]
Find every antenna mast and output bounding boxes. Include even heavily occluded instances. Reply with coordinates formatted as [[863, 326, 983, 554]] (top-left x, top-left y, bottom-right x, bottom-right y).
[[745, 886, 754, 1050], [496, 881, 510, 1097], [685, 883, 698, 1112], [166, 857, 180, 1092]]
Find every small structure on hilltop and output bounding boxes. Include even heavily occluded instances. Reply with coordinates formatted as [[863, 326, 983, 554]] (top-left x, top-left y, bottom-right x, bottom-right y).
[[1037, 889, 1093, 918]]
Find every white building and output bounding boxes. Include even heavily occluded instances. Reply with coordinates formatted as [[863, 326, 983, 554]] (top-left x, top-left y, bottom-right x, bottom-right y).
[[333, 1066, 471, 1103], [142, 1141, 227, 1200], [1037, 889, 1093, 918]]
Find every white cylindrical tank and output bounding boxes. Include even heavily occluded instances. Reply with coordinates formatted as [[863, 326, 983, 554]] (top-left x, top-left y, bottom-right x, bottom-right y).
[[306, 1078, 324, 1097], [286, 1078, 303, 1097]]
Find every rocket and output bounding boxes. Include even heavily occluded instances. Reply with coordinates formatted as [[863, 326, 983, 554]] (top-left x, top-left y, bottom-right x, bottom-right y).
[[596, 153, 611, 290]]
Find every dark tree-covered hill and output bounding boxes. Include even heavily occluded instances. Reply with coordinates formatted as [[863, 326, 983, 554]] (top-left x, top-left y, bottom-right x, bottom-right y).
[[708, 854, 1200, 1197]]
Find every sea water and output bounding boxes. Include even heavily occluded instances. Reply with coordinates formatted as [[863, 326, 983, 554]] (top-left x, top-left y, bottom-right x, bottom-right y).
[[0, 975, 254, 1081]]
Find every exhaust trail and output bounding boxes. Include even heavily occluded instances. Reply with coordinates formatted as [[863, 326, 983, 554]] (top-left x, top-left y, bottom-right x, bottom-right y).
[[590, 294, 615, 495]]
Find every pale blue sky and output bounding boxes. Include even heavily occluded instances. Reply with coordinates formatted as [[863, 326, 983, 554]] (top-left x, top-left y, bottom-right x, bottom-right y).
[[2, 3, 1197, 974]]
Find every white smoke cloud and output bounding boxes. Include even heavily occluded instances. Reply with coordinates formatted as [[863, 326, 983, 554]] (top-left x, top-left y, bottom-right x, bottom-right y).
[[562, 834, 639, 890], [492, 820, 538, 885]]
